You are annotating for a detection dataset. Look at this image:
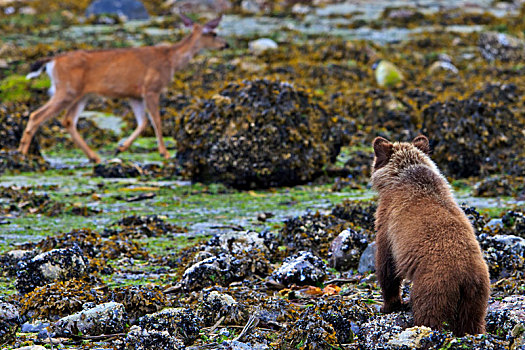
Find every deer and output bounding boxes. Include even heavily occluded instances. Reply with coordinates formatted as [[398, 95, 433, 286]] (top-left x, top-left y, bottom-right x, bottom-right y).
[[19, 14, 228, 163]]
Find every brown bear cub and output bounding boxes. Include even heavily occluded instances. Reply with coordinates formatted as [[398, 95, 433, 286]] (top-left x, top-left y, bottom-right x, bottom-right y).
[[371, 135, 490, 336]]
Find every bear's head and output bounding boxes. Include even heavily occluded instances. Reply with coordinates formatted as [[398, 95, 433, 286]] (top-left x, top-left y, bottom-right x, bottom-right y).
[[372, 135, 430, 172]]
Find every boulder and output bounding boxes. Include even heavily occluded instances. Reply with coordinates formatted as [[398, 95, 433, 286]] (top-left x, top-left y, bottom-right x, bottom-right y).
[[478, 32, 525, 62], [53, 302, 127, 337], [85, 0, 149, 20], [16, 247, 88, 294]]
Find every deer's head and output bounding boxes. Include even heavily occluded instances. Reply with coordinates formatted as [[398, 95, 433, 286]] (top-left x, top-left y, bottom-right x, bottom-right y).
[[181, 14, 229, 50]]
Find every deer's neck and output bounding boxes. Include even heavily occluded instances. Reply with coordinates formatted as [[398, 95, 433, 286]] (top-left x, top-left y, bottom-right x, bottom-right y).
[[170, 33, 201, 71]]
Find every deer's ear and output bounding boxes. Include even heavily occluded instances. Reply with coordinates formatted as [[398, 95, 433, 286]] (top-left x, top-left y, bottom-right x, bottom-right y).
[[180, 13, 194, 28], [373, 137, 393, 170], [412, 135, 430, 154], [203, 15, 222, 32]]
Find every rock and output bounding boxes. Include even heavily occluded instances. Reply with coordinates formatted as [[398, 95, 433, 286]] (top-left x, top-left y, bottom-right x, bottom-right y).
[[20, 321, 50, 333], [421, 97, 524, 178], [328, 229, 369, 271], [291, 3, 311, 15], [0, 249, 36, 277], [269, 251, 327, 286], [0, 302, 20, 345], [12, 346, 47, 350], [138, 308, 200, 345], [85, 0, 149, 20], [19, 6, 36, 15], [387, 326, 434, 348], [248, 38, 278, 54], [241, 0, 266, 14], [166, 0, 231, 16], [207, 231, 270, 256], [374, 60, 403, 87], [174, 79, 348, 189], [502, 211, 525, 238], [16, 247, 88, 294], [477, 234, 525, 279], [486, 295, 525, 347], [53, 302, 127, 337], [359, 312, 414, 349], [198, 291, 248, 326], [358, 241, 376, 274], [428, 61, 459, 74], [478, 32, 525, 62], [220, 340, 270, 349], [118, 325, 185, 350]]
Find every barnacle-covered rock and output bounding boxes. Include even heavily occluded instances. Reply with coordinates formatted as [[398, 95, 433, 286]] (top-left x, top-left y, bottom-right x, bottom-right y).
[[178, 231, 272, 291], [0, 249, 36, 277], [269, 251, 327, 287], [0, 151, 48, 174], [117, 325, 185, 350], [0, 302, 20, 345], [277, 305, 339, 350], [138, 308, 200, 346], [279, 212, 348, 258], [478, 32, 525, 62], [173, 79, 348, 189], [328, 229, 369, 271], [473, 175, 525, 198], [114, 215, 187, 238], [21, 278, 104, 320], [477, 234, 525, 279], [331, 200, 377, 231], [110, 285, 169, 321], [421, 97, 525, 178], [502, 210, 525, 238], [16, 246, 88, 294], [486, 295, 525, 347], [198, 291, 249, 326], [53, 302, 127, 337]]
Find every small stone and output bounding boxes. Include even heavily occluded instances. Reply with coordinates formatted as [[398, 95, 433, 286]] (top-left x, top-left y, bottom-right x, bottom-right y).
[[428, 61, 459, 74], [19, 6, 36, 15], [374, 60, 404, 87], [249, 38, 278, 54], [12, 346, 47, 350], [269, 251, 327, 286], [358, 242, 376, 274], [53, 302, 127, 337]]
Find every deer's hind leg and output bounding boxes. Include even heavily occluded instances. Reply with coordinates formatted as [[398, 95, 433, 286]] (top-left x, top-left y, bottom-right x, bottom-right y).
[[144, 92, 170, 159]]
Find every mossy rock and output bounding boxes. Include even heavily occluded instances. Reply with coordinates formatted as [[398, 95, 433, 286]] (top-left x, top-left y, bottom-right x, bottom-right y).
[[173, 79, 349, 189]]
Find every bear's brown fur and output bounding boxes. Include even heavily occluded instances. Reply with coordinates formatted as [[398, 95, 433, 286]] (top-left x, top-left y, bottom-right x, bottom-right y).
[[371, 135, 490, 336]]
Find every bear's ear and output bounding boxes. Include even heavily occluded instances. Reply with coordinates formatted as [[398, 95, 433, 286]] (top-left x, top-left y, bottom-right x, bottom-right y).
[[412, 135, 430, 154], [373, 137, 393, 169]]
